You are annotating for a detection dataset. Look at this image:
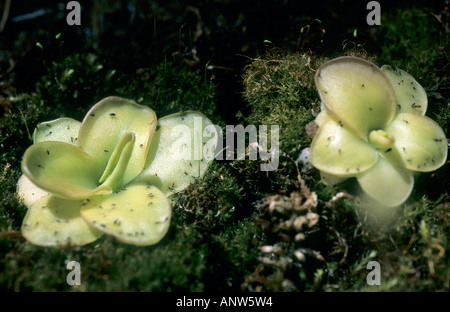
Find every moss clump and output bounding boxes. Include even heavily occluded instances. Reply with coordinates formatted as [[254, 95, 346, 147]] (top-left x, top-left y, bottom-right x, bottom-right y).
[[172, 162, 245, 233], [0, 164, 24, 234], [36, 53, 114, 120], [35, 53, 217, 121], [139, 61, 217, 119], [242, 49, 323, 158], [0, 93, 48, 167]]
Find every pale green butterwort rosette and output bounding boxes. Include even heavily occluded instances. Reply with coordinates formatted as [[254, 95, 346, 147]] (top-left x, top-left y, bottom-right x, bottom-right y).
[[18, 96, 218, 247], [311, 56, 447, 207], [81, 110, 217, 245]]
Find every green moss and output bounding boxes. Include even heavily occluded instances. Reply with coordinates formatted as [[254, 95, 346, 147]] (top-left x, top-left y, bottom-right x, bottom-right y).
[[0, 165, 24, 232], [173, 162, 245, 232], [35, 53, 217, 121], [242, 50, 323, 157], [0, 94, 48, 167], [140, 61, 217, 119]]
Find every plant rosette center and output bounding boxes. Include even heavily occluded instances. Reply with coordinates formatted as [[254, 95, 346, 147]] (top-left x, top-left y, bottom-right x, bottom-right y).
[[17, 96, 218, 247], [368, 129, 395, 150], [310, 56, 447, 207]]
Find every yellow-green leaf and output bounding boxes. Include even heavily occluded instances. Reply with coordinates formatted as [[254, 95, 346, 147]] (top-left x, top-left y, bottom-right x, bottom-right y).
[[80, 184, 171, 246], [22, 141, 112, 199], [381, 65, 427, 115], [17, 174, 49, 208], [77, 96, 156, 185], [384, 112, 448, 172], [357, 156, 414, 207], [315, 56, 396, 138], [33, 117, 81, 144], [22, 195, 103, 247], [134, 111, 218, 195], [310, 113, 378, 176], [99, 132, 135, 191]]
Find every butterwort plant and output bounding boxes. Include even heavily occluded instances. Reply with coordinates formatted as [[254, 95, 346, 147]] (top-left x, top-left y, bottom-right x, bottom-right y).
[[310, 56, 447, 207], [17, 96, 218, 247]]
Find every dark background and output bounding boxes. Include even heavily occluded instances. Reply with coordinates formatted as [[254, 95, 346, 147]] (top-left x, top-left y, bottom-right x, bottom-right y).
[[1, 0, 447, 124]]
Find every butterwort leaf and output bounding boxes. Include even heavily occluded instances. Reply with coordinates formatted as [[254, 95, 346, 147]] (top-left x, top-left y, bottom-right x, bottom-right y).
[[80, 184, 171, 246], [381, 65, 427, 115], [310, 112, 378, 176], [22, 141, 112, 200], [17, 174, 49, 208], [33, 117, 81, 145], [99, 132, 135, 191], [315, 56, 396, 138], [357, 156, 414, 207], [21, 195, 103, 247], [134, 111, 218, 196], [384, 112, 448, 172], [77, 96, 157, 186]]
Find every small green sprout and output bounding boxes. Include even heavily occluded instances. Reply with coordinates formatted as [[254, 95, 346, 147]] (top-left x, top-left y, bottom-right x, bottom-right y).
[[310, 56, 447, 207], [17, 96, 217, 247]]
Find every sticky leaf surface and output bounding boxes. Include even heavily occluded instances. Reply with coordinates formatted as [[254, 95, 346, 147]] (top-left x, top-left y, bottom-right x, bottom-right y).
[[384, 113, 447, 172], [134, 111, 218, 195], [381, 65, 427, 115], [22, 141, 112, 199], [310, 114, 378, 176], [17, 174, 50, 208], [33, 117, 81, 144], [77, 96, 156, 185], [315, 56, 396, 138], [22, 195, 103, 247], [81, 184, 171, 246]]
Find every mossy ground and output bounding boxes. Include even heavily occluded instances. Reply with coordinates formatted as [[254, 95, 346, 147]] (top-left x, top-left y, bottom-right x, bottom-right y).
[[0, 2, 448, 291]]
